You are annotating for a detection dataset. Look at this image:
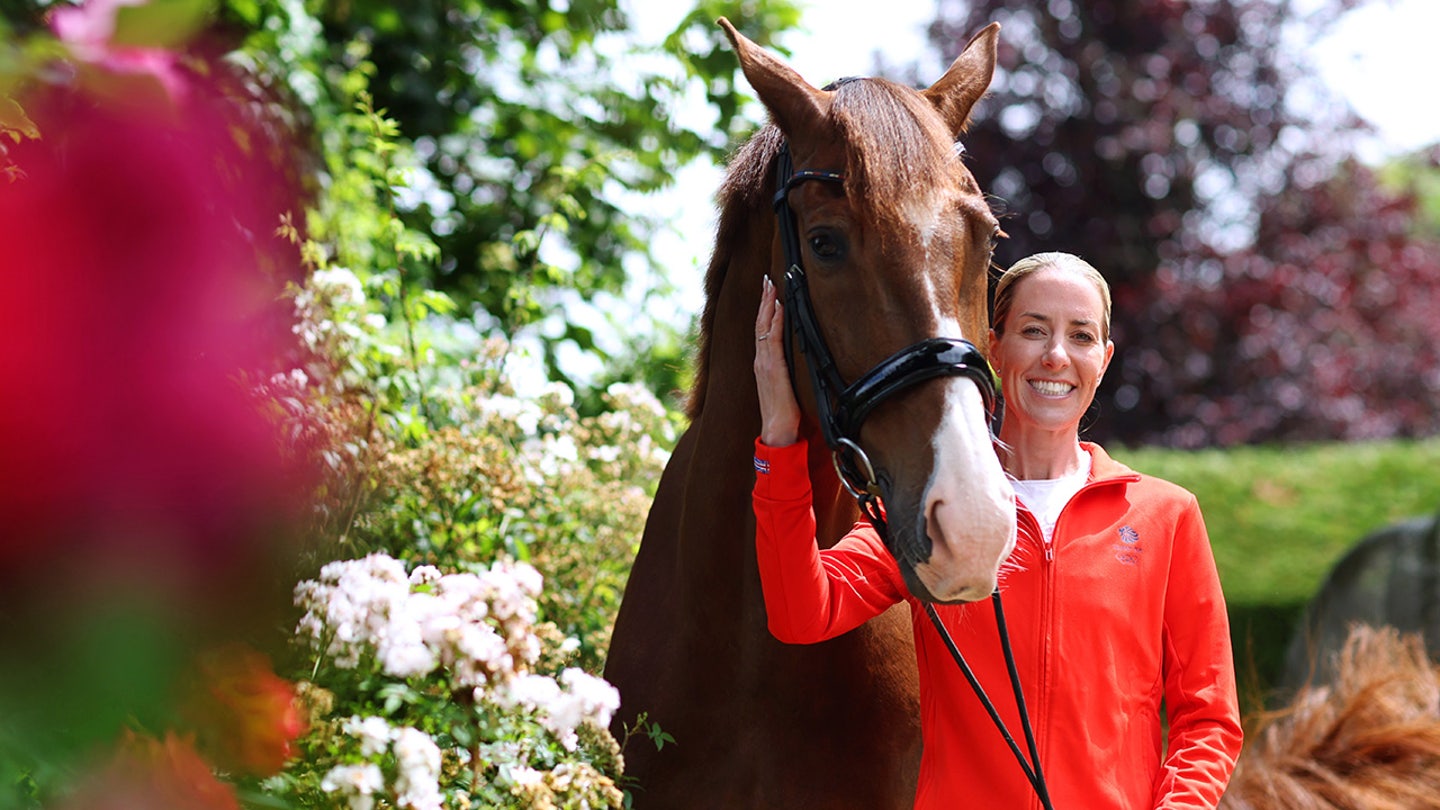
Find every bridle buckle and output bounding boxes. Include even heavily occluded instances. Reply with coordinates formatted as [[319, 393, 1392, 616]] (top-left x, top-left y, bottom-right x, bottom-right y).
[[832, 437, 881, 500]]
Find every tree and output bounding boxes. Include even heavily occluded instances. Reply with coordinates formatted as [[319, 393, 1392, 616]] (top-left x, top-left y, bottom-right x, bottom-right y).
[[240, 0, 801, 389], [1134, 158, 1440, 446], [924, 0, 1440, 445]]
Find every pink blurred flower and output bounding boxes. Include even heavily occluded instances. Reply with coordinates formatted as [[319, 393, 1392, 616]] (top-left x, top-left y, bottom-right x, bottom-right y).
[[0, 25, 309, 599], [49, 0, 150, 51], [0, 1, 314, 794], [0, 2, 313, 769]]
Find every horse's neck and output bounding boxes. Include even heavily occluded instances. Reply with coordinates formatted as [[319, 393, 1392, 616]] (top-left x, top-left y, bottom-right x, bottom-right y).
[[686, 365, 855, 543], [680, 237, 859, 563]]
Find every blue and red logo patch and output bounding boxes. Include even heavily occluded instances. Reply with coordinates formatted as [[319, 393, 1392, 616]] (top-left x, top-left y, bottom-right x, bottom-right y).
[[1114, 525, 1142, 565]]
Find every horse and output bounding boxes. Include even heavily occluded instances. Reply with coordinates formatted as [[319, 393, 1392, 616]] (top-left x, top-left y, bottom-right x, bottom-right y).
[[1220, 623, 1440, 809], [604, 18, 1011, 808]]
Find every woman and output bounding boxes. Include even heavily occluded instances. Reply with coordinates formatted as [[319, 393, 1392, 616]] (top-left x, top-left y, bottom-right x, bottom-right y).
[[751, 253, 1242, 808]]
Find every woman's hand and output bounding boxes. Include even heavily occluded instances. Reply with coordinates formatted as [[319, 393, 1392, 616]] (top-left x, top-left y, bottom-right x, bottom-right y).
[[755, 275, 800, 447]]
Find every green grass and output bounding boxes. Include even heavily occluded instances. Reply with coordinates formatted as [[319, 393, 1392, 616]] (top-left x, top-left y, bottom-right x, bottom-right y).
[[1113, 437, 1440, 701]]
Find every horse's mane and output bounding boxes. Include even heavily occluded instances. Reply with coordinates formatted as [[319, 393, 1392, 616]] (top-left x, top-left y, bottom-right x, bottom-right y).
[[1221, 624, 1440, 809], [687, 79, 968, 420]]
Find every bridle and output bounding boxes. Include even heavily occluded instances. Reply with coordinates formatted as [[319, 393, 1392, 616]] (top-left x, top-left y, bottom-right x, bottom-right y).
[[771, 140, 1056, 810], [772, 144, 996, 505]]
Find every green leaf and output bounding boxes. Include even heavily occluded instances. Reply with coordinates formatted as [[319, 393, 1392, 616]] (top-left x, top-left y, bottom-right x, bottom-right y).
[[417, 289, 458, 317], [0, 96, 40, 141], [111, 0, 216, 50], [378, 682, 419, 715], [226, 0, 262, 27]]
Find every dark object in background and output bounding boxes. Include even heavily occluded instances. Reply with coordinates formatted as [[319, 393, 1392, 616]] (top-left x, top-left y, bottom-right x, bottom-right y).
[[1282, 505, 1440, 692]]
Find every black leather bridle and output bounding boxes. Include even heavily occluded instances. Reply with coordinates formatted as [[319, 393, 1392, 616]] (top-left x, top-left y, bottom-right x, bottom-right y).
[[771, 140, 1055, 810], [772, 143, 996, 506]]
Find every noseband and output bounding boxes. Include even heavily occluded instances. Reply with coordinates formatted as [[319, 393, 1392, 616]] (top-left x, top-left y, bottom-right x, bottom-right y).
[[772, 143, 997, 502]]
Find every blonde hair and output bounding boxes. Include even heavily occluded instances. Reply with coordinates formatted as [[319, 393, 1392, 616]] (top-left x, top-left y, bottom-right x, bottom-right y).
[[992, 252, 1112, 341]]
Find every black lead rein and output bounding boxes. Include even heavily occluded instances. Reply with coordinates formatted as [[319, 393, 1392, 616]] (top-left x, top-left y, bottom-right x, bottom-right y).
[[771, 141, 1055, 810]]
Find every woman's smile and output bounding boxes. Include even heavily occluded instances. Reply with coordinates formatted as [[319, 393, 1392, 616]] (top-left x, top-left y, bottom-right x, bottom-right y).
[[1028, 379, 1075, 397]]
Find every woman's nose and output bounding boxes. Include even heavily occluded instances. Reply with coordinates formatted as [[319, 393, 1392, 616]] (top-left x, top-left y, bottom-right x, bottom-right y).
[[1042, 339, 1067, 367]]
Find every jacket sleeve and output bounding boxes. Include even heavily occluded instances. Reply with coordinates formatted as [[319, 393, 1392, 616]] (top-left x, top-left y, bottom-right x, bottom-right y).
[[752, 438, 907, 643], [1152, 495, 1244, 809]]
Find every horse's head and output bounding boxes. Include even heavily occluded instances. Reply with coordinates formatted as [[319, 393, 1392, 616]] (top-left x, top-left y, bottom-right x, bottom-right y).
[[721, 18, 1016, 603]]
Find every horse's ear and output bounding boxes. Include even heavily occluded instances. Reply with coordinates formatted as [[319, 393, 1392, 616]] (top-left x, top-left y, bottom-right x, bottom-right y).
[[923, 22, 1000, 138], [718, 17, 829, 141]]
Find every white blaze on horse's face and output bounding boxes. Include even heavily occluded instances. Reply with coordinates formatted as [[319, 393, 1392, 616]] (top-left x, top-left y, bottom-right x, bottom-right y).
[[905, 192, 949, 255], [879, 292, 1016, 603], [917, 321, 1017, 603]]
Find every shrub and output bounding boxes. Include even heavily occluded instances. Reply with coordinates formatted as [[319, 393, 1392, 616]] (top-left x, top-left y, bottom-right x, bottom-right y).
[[266, 552, 625, 810]]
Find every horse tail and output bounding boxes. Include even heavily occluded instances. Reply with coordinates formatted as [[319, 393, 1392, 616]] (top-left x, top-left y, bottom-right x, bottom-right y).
[[1221, 624, 1440, 809]]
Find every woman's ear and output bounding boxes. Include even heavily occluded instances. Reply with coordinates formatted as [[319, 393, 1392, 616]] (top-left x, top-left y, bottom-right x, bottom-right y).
[[987, 327, 1002, 367]]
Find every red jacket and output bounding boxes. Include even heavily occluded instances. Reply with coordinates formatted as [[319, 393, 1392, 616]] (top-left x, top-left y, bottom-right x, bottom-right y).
[[753, 439, 1242, 810]]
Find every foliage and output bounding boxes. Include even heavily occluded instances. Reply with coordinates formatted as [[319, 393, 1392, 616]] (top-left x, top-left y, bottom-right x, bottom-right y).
[[925, 0, 1440, 446], [214, 0, 801, 391], [3, 0, 699, 805], [264, 230, 675, 806], [1376, 145, 1440, 236], [238, 4, 682, 800], [365, 383, 673, 669], [1, 0, 803, 393], [223, 2, 685, 803], [927, 0, 1367, 282], [279, 223, 677, 671]]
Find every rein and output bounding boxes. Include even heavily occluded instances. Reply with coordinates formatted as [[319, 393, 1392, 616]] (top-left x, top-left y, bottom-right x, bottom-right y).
[[771, 142, 1055, 810]]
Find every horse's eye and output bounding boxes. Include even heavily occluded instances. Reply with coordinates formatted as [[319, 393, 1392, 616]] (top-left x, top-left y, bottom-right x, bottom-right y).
[[808, 231, 844, 260]]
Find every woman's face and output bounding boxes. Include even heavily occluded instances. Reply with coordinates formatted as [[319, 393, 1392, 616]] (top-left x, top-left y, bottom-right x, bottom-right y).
[[989, 266, 1114, 437]]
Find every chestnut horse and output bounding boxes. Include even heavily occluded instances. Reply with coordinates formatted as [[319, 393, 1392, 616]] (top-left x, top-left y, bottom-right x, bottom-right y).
[[604, 19, 1012, 808]]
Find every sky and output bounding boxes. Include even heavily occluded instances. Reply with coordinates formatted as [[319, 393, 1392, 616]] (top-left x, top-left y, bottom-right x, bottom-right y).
[[608, 0, 1440, 332]]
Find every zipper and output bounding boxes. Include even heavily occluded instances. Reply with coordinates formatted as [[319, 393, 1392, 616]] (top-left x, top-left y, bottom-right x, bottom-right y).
[[1013, 505, 1051, 810], [1031, 469, 1140, 801], [1019, 471, 1138, 810], [1038, 508, 1054, 810]]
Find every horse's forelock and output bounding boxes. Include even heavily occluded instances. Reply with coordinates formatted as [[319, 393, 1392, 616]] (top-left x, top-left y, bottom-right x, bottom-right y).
[[830, 79, 963, 234]]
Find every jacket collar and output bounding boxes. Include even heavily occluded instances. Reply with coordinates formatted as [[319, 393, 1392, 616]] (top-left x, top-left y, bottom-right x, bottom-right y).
[[1080, 442, 1141, 484]]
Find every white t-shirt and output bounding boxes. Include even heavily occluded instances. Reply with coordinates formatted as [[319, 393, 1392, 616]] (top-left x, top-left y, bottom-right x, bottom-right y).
[[1011, 454, 1092, 546]]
